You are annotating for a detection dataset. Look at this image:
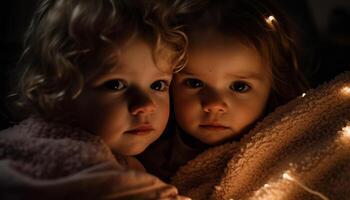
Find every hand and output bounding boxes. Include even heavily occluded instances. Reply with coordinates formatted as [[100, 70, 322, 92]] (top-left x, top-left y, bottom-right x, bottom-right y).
[[137, 184, 191, 200]]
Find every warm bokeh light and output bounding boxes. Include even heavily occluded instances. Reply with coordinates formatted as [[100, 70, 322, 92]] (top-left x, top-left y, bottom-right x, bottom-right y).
[[282, 171, 293, 181], [343, 125, 350, 137], [341, 86, 350, 96], [340, 125, 350, 144], [282, 171, 329, 200], [265, 15, 277, 30], [266, 15, 276, 23]]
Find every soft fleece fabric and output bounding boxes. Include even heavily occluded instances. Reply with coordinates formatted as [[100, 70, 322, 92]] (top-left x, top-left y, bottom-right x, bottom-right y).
[[0, 117, 177, 199], [172, 72, 350, 200]]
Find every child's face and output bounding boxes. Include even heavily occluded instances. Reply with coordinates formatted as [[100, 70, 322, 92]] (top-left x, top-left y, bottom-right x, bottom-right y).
[[71, 38, 172, 156], [172, 42, 271, 145]]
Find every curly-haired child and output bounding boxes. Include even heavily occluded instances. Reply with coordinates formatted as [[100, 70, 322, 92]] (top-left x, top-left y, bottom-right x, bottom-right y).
[[0, 0, 189, 199]]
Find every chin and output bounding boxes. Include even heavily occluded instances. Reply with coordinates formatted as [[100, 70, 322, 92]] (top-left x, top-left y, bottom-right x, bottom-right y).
[[199, 136, 226, 145], [122, 146, 147, 156]]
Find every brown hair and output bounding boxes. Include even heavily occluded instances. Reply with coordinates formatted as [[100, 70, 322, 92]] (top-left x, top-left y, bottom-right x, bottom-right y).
[[174, 0, 309, 111], [12, 0, 187, 119]]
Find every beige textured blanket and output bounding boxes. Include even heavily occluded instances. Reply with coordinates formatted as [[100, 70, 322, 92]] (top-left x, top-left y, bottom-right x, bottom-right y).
[[172, 72, 350, 200]]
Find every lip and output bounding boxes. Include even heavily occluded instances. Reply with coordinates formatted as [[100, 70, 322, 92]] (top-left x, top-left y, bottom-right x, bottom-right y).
[[124, 125, 154, 135], [199, 123, 230, 131]]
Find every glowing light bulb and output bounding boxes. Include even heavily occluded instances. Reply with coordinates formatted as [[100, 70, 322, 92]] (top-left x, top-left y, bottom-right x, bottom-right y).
[[343, 126, 350, 137], [266, 15, 276, 23], [340, 125, 350, 144], [282, 172, 293, 181], [301, 93, 306, 97], [265, 15, 277, 29], [341, 86, 350, 95]]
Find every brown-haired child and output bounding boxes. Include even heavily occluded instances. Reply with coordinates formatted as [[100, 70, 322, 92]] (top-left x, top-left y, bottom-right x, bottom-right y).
[[139, 0, 309, 182]]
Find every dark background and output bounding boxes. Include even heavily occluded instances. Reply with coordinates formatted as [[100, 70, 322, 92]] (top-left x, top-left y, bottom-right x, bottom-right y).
[[1, 0, 349, 129]]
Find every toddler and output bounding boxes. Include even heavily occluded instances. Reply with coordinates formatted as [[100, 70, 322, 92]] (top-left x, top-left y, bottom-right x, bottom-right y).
[[139, 0, 309, 182], [0, 0, 188, 199]]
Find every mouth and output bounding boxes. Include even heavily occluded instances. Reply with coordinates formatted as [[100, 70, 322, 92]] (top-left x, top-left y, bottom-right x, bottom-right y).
[[124, 125, 154, 135], [199, 123, 230, 131]]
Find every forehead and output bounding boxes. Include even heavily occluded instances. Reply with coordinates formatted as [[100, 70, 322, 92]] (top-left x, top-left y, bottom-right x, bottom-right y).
[[85, 38, 172, 82], [186, 40, 270, 79], [117, 38, 173, 73]]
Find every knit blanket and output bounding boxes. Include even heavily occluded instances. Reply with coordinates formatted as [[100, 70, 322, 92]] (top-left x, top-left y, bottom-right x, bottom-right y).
[[0, 117, 180, 199], [171, 71, 350, 200]]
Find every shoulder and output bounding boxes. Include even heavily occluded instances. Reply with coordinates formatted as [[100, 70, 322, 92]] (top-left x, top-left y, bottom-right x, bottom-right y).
[[0, 117, 116, 179]]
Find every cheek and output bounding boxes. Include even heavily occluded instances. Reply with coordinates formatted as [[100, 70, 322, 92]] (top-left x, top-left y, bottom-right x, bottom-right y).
[[157, 99, 170, 123], [254, 89, 271, 112], [173, 92, 200, 127], [238, 96, 268, 121], [87, 104, 128, 142], [74, 93, 128, 135]]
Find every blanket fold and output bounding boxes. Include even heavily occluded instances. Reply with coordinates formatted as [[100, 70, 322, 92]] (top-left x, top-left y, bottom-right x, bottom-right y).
[[0, 117, 178, 199], [172, 71, 350, 200]]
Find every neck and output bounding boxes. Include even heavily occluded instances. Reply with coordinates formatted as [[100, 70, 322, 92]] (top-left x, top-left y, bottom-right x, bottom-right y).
[[177, 127, 211, 150]]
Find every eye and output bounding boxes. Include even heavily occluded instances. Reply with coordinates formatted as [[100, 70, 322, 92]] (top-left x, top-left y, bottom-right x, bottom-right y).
[[103, 79, 127, 91], [230, 81, 251, 93], [151, 80, 169, 91], [184, 78, 203, 88]]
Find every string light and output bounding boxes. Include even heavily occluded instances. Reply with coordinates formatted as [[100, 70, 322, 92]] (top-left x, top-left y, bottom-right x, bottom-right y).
[[282, 172, 293, 181], [341, 86, 350, 96], [265, 15, 276, 24], [343, 125, 350, 137], [339, 125, 350, 144], [282, 171, 329, 200], [265, 15, 277, 30]]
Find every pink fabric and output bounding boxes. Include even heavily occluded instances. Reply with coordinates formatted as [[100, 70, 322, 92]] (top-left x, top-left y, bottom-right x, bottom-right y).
[[0, 117, 179, 199], [0, 117, 116, 179]]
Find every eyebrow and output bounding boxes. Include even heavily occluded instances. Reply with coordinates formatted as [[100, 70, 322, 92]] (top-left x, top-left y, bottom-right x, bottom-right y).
[[178, 71, 195, 76], [228, 73, 264, 81], [178, 71, 264, 81]]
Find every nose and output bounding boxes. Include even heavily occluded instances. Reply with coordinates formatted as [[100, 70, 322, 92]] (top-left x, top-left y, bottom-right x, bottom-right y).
[[201, 88, 228, 113], [128, 89, 156, 115]]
